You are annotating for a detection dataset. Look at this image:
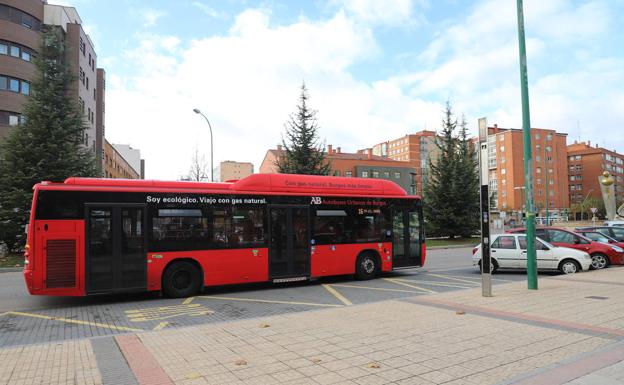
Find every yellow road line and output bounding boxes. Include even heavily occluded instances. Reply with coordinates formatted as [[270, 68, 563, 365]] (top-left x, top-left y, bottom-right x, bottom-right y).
[[392, 278, 476, 289], [128, 311, 213, 322], [322, 284, 353, 306], [198, 296, 342, 307], [153, 322, 170, 331], [125, 304, 202, 314], [383, 278, 437, 294], [0, 312, 9, 317], [182, 297, 194, 305], [330, 283, 421, 294], [8, 311, 143, 332]]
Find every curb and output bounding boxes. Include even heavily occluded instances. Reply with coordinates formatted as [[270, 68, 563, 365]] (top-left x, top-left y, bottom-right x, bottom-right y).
[[0, 267, 22, 273]]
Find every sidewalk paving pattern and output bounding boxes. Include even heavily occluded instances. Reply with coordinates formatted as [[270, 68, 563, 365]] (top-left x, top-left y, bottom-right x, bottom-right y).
[[1, 268, 624, 384]]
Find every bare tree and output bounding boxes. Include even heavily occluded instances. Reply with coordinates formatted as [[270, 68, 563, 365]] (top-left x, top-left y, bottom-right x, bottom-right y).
[[185, 147, 209, 181]]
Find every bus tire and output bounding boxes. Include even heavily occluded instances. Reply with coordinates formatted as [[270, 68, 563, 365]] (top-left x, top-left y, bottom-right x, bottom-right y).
[[162, 260, 202, 298], [355, 252, 379, 280]]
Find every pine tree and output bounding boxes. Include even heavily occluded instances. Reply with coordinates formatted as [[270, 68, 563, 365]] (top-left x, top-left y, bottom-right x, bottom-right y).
[[423, 102, 479, 238], [276, 83, 331, 175], [453, 115, 480, 237], [0, 26, 97, 251]]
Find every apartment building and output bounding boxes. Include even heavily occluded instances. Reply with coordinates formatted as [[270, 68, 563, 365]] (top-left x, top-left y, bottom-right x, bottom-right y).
[[567, 141, 624, 206], [260, 145, 418, 193], [220, 161, 253, 182], [487, 125, 569, 216], [103, 140, 143, 179], [0, 1, 106, 169], [366, 130, 440, 195]]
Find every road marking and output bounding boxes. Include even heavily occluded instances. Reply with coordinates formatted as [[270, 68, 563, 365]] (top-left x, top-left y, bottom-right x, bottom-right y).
[[426, 273, 491, 285], [330, 283, 421, 294], [392, 278, 476, 289], [198, 295, 343, 307], [126, 304, 213, 322], [182, 297, 194, 305], [8, 311, 143, 332], [322, 284, 353, 306], [426, 273, 514, 283], [153, 322, 170, 331], [383, 278, 437, 294]]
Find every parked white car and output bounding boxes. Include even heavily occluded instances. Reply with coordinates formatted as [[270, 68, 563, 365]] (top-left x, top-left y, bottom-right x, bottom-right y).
[[472, 234, 592, 274]]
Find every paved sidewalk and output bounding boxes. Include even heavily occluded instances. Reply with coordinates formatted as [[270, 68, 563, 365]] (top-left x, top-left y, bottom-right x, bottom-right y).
[[2, 268, 624, 385]]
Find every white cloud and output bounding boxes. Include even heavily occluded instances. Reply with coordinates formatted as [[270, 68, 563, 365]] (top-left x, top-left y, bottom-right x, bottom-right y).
[[329, 0, 427, 27], [142, 9, 166, 28], [192, 1, 227, 19], [105, 8, 443, 179]]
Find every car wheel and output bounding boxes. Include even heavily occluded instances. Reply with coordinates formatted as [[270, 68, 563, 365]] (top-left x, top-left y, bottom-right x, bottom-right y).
[[590, 253, 609, 270], [355, 253, 378, 280], [162, 261, 202, 298], [559, 259, 581, 275], [478, 259, 498, 273]]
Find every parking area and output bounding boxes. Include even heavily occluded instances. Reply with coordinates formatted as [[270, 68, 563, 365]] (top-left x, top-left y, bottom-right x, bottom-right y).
[[4, 246, 579, 348]]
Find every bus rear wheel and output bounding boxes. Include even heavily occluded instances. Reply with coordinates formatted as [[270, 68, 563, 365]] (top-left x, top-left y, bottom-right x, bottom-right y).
[[355, 253, 378, 280], [162, 261, 202, 298]]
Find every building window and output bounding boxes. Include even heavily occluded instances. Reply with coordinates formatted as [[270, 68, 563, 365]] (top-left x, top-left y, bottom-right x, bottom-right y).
[[86, 77, 89, 90], [9, 45, 19, 57], [537, 178, 542, 184], [576, 175, 582, 180], [576, 165, 582, 171], [21, 81, 29, 95], [500, 146, 505, 152], [80, 37, 85, 55], [536, 167, 541, 174], [79, 67, 85, 83], [570, 175, 574, 181], [372, 171, 379, 178], [575, 155, 581, 160], [536, 155, 541, 162], [0, 43, 6, 55], [536, 145, 540, 151], [394, 172, 401, 179], [501, 168, 506, 175], [361, 171, 368, 178], [535, 133, 540, 139], [21, 50, 30, 61], [548, 168, 553, 174], [546, 134, 553, 140], [545, 146, 552, 152], [9, 78, 19, 92], [384, 171, 389, 178]]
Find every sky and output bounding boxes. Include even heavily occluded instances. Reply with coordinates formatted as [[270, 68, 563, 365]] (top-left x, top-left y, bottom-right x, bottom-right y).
[[52, 0, 624, 180]]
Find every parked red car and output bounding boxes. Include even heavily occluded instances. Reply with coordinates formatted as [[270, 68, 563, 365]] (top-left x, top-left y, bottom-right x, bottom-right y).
[[506, 227, 624, 269]]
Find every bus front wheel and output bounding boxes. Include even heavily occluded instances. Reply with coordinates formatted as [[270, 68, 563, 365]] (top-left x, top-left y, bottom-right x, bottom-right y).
[[355, 253, 378, 280], [162, 261, 202, 298]]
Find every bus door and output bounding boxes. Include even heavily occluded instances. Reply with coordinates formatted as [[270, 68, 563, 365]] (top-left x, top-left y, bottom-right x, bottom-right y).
[[85, 204, 147, 294], [268, 205, 310, 280], [392, 207, 422, 268]]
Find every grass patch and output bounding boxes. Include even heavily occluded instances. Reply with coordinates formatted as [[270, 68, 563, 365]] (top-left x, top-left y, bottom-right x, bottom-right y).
[[426, 237, 480, 248], [0, 253, 24, 268]]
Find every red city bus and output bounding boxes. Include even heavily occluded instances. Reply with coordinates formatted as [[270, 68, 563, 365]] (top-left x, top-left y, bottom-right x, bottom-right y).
[[24, 173, 425, 297]]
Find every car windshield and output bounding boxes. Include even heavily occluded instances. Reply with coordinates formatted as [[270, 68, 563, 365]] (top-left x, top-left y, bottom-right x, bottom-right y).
[[583, 232, 611, 243], [518, 236, 552, 250]]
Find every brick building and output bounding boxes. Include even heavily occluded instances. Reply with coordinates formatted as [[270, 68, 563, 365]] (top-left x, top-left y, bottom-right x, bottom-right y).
[[103, 140, 141, 179], [260, 145, 418, 193], [487, 125, 569, 216], [366, 130, 440, 196], [567, 141, 624, 206], [0, 1, 104, 163], [220, 161, 253, 182]]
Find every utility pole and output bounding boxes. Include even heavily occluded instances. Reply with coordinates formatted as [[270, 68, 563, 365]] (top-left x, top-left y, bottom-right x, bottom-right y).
[[516, 0, 538, 290]]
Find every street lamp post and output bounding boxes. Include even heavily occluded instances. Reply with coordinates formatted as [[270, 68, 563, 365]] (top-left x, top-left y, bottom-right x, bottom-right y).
[[193, 108, 214, 182], [516, 0, 538, 290]]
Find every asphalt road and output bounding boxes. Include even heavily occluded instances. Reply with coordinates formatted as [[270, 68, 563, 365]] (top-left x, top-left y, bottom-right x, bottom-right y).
[[0, 247, 547, 347]]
